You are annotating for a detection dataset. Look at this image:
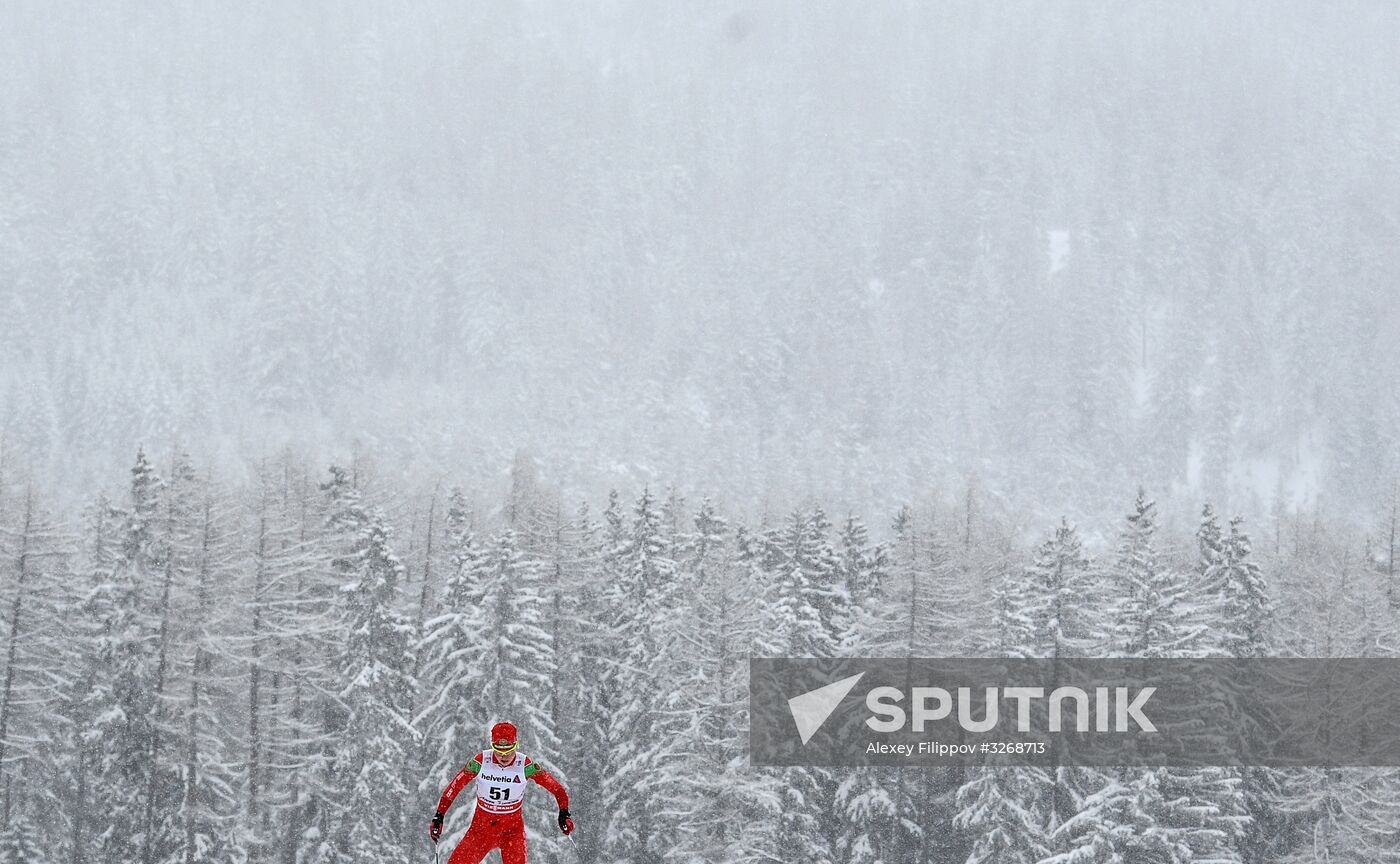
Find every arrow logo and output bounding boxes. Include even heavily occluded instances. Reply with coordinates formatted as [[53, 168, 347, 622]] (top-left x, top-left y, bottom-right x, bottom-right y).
[[788, 672, 865, 745]]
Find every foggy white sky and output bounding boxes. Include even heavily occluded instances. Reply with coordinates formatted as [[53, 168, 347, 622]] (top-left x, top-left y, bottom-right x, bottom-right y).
[[2, 1, 1398, 531]]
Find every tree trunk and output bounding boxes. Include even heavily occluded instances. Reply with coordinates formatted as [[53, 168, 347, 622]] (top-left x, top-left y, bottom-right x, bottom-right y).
[[141, 490, 178, 864], [0, 489, 34, 825], [247, 504, 268, 858]]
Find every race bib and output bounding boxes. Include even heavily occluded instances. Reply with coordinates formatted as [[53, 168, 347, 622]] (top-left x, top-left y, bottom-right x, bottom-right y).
[[475, 752, 527, 814]]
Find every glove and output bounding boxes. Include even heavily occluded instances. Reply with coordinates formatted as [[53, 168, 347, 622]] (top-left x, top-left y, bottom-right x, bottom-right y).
[[558, 807, 574, 835], [430, 811, 445, 843]]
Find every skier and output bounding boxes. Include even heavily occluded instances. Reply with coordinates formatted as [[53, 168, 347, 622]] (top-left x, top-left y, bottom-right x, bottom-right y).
[[430, 721, 574, 864]]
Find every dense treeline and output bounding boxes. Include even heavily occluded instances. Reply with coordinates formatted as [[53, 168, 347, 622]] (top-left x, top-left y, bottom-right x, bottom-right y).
[[1, 450, 1397, 864]]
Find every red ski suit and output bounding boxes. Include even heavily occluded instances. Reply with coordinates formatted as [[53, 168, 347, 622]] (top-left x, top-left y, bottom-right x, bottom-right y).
[[436, 751, 569, 864]]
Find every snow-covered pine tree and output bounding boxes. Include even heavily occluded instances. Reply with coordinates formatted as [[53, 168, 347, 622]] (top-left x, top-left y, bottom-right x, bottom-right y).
[[293, 464, 365, 864], [249, 462, 339, 864], [960, 519, 1108, 864], [598, 489, 681, 864], [875, 506, 958, 864], [1003, 518, 1100, 659], [85, 450, 165, 864], [1274, 768, 1400, 864], [713, 525, 788, 864], [412, 485, 444, 633], [137, 452, 204, 864], [473, 529, 554, 749], [1109, 494, 1245, 863], [832, 514, 891, 655], [0, 487, 72, 864], [1260, 518, 1366, 862], [468, 526, 559, 852], [1198, 506, 1283, 864], [52, 494, 122, 864], [953, 766, 1053, 864], [752, 509, 853, 864], [560, 500, 612, 864], [754, 509, 839, 660], [243, 483, 276, 861], [670, 501, 770, 864], [416, 488, 486, 848], [530, 504, 589, 864], [1219, 517, 1271, 659], [832, 514, 919, 864], [1187, 504, 1276, 652], [887, 506, 930, 653], [1111, 490, 1200, 658], [337, 508, 419, 864], [175, 485, 244, 864], [508, 492, 576, 860]]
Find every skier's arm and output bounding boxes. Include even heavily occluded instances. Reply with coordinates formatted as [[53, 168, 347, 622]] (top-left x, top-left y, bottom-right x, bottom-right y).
[[524, 760, 569, 808], [525, 759, 574, 834], [436, 755, 483, 813]]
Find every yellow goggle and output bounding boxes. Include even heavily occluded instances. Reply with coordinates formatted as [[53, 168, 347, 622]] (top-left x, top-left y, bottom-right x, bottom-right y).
[[492, 742, 518, 754]]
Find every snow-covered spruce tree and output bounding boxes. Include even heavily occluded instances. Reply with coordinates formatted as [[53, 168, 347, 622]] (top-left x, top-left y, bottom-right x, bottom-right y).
[[954, 765, 1053, 864], [752, 509, 853, 864], [52, 494, 121, 864], [598, 489, 681, 864], [756, 509, 842, 660], [137, 452, 204, 864], [1219, 517, 1271, 659], [472, 529, 554, 749], [84, 450, 165, 864], [294, 464, 364, 864], [1001, 518, 1100, 659], [469, 526, 560, 856], [1030, 519, 1128, 864], [0, 487, 72, 862], [715, 526, 787, 864], [833, 514, 892, 655], [247, 463, 339, 864], [560, 501, 611, 864], [931, 522, 1000, 659], [959, 519, 1110, 864], [243, 481, 280, 862], [336, 507, 419, 864], [887, 506, 932, 654], [1108, 493, 1246, 864], [875, 506, 957, 864], [670, 501, 770, 864], [1198, 506, 1288, 864], [416, 488, 486, 847], [661, 498, 722, 857], [1268, 527, 1393, 862], [1274, 768, 1400, 864], [530, 508, 587, 864], [1196, 505, 1265, 656], [833, 514, 921, 864], [175, 486, 245, 864], [1111, 489, 1200, 659]]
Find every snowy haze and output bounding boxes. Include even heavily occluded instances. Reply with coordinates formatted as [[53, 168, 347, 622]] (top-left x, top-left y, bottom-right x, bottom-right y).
[[3, 1, 1398, 527]]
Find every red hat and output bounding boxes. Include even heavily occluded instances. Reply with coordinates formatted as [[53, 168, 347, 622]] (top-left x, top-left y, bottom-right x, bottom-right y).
[[491, 722, 518, 748]]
